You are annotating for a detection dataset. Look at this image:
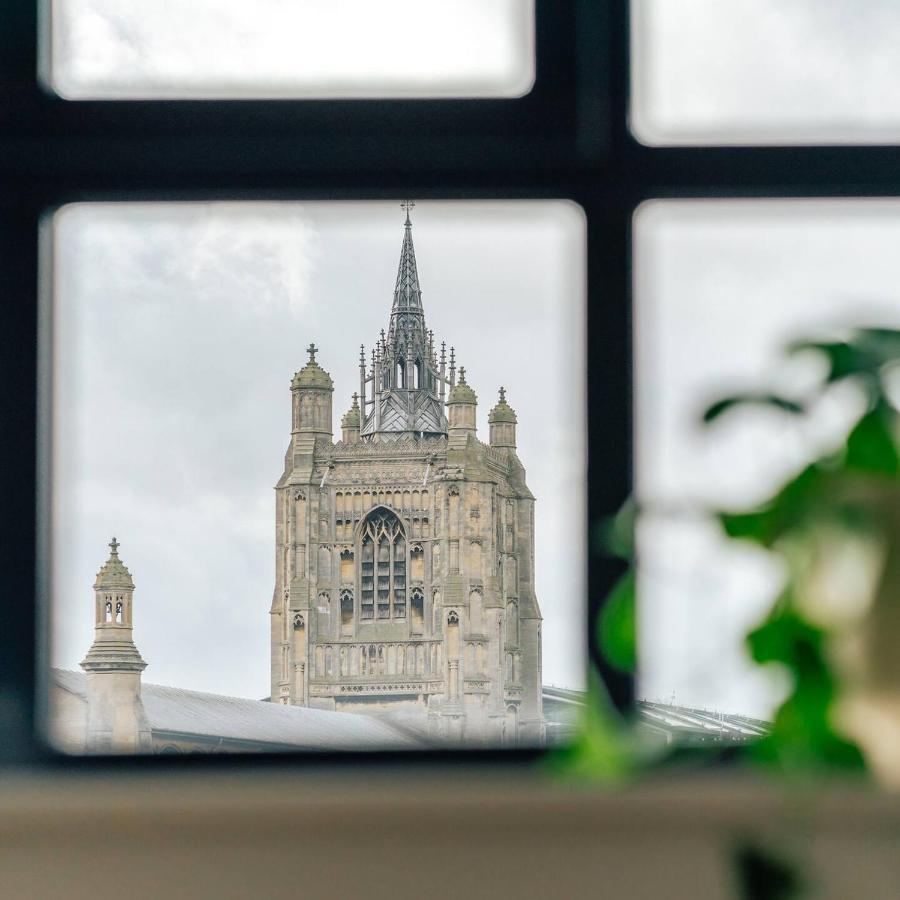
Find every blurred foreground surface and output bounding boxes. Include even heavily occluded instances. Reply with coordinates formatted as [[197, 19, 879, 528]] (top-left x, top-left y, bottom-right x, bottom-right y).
[[0, 770, 897, 899]]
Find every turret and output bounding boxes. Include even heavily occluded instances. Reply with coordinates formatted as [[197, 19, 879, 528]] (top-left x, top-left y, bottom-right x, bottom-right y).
[[341, 392, 361, 444], [80, 538, 151, 753], [488, 386, 517, 449], [291, 343, 334, 439], [447, 366, 477, 437]]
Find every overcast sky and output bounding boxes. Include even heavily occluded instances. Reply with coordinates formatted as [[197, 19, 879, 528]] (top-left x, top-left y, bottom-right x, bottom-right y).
[[632, 0, 900, 144], [50, 201, 586, 699], [51, 0, 534, 99], [636, 200, 900, 718]]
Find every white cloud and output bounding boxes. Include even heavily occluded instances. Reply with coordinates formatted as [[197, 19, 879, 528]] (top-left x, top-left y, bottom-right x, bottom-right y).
[[51, 0, 535, 98], [633, 0, 900, 143]]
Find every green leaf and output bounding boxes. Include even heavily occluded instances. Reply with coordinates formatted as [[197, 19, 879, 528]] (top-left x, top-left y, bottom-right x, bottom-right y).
[[854, 327, 900, 363], [703, 393, 805, 425], [789, 329, 900, 398], [597, 570, 636, 673], [546, 672, 634, 782], [746, 602, 866, 772], [844, 407, 900, 476], [747, 606, 814, 667], [788, 339, 862, 383], [595, 498, 637, 560], [718, 463, 827, 547]]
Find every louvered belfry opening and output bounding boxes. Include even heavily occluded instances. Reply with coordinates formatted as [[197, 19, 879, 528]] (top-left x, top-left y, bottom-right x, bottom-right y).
[[360, 508, 407, 621]]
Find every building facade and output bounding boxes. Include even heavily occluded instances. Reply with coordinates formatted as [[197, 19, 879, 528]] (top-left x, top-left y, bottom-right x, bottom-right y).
[[53, 539, 419, 754], [270, 210, 543, 744]]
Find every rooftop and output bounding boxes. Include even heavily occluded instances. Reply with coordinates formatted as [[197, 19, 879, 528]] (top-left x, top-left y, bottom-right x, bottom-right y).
[[54, 669, 423, 752]]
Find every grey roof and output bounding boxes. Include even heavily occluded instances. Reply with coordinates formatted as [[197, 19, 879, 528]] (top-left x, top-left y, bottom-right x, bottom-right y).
[[636, 701, 770, 744], [541, 686, 771, 746], [54, 669, 422, 751]]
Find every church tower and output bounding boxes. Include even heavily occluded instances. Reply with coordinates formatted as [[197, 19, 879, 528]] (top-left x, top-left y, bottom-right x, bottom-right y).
[[80, 538, 152, 752], [270, 204, 543, 744]]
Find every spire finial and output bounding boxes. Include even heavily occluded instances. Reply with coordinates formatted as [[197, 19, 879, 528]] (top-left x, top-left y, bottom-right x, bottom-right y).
[[307, 342, 318, 364], [352, 391, 359, 408], [499, 386, 506, 403], [459, 366, 467, 384], [109, 536, 119, 556], [401, 199, 415, 225]]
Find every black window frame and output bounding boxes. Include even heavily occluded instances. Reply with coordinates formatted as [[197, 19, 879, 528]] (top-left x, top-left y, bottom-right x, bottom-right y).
[[7, 0, 892, 771]]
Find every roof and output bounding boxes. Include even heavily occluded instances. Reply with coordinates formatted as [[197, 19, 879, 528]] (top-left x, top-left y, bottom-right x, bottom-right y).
[[341, 394, 361, 428], [53, 669, 422, 751], [488, 389, 517, 424], [291, 359, 334, 391], [637, 701, 770, 744], [448, 368, 477, 404], [94, 537, 135, 590], [541, 686, 771, 746]]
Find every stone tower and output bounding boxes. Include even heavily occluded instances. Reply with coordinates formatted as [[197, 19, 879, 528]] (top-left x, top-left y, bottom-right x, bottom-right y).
[[270, 205, 543, 744], [80, 538, 152, 752]]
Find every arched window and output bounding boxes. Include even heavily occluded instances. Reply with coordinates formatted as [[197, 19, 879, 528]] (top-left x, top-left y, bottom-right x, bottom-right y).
[[340, 549, 354, 583], [340, 589, 353, 636], [447, 610, 460, 658], [115, 600, 123, 623], [410, 544, 424, 581], [396, 360, 405, 388], [413, 359, 422, 389], [410, 588, 424, 634], [506, 600, 519, 647], [360, 508, 407, 620], [104, 599, 112, 622]]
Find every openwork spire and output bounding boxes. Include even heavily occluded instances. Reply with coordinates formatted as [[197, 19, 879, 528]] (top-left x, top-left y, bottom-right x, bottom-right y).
[[360, 205, 449, 441], [392, 201, 423, 314]]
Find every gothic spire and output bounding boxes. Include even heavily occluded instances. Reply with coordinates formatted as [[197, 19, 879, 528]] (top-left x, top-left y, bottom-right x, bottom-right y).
[[360, 206, 449, 441], [392, 201, 423, 315]]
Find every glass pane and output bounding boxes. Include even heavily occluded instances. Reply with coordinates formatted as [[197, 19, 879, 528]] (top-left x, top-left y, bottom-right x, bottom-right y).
[[635, 199, 900, 720], [632, 0, 900, 145], [47, 0, 535, 100], [46, 200, 585, 754]]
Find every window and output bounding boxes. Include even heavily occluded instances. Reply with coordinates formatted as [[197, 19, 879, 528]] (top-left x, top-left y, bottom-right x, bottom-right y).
[[340, 549, 354, 584], [410, 589, 424, 634], [634, 198, 900, 719], [9, 2, 850, 766], [360, 509, 407, 621], [47, 0, 536, 101], [340, 590, 353, 637], [631, 0, 900, 145]]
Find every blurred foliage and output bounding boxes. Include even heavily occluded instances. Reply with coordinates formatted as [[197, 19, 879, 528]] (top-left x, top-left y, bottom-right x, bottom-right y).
[[547, 670, 636, 783], [565, 327, 900, 783], [598, 571, 637, 674], [700, 326, 900, 775]]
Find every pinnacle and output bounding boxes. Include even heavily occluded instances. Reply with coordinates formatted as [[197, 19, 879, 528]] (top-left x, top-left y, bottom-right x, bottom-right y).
[[392, 211, 423, 313]]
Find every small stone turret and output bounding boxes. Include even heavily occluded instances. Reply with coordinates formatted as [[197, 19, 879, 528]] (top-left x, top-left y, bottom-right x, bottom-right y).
[[80, 538, 151, 753], [341, 392, 361, 444], [447, 366, 477, 437], [489, 386, 517, 449], [291, 343, 334, 438]]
